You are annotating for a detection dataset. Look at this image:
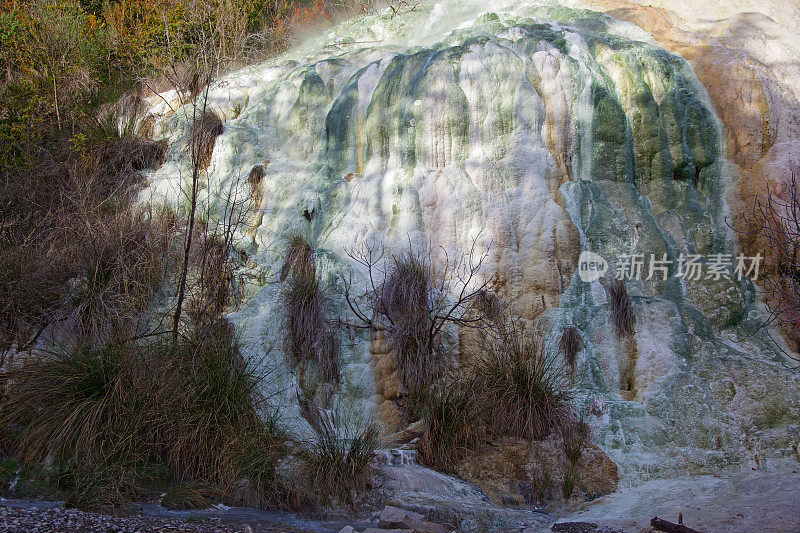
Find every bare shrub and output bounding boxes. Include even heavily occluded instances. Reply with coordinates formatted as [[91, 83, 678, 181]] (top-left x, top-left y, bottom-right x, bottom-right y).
[[558, 326, 584, 371], [187, 232, 234, 330], [343, 241, 491, 394], [62, 207, 176, 340], [0, 238, 70, 356], [331, 0, 421, 17], [607, 278, 635, 337], [0, 99, 174, 352], [736, 172, 800, 358]]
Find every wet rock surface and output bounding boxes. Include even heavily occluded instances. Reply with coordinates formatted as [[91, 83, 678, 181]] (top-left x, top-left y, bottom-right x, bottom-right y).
[[552, 463, 800, 533]]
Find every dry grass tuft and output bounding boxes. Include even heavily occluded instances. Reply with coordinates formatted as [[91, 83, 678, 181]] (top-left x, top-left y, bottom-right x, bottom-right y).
[[294, 422, 378, 507], [248, 164, 265, 209], [78, 95, 167, 197], [559, 415, 590, 499], [161, 482, 217, 510], [607, 278, 636, 337], [418, 319, 575, 471], [63, 207, 175, 340], [190, 112, 223, 169], [558, 326, 584, 371], [282, 235, 339, 385], [248, 164, 265, 190], [280, 234, 315, 283], [379, 252, 440, 393], [417, 386, 482, 472], [472, 324, 572, 441], [0, 322, 288, 509]]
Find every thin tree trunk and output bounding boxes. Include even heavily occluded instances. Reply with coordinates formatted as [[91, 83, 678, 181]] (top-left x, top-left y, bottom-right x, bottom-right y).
[[172, 89, 208, 342], [52, 74, 61, 130], [172, 161, 199, 342]]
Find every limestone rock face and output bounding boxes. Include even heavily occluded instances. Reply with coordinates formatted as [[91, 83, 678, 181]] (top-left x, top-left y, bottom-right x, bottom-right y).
[[586, 0, 800, 345], [140, 0, 800, 486], [454, 436, 619, 505]]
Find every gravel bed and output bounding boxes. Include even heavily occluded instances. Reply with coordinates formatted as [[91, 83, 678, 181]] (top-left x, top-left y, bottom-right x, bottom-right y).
[[0, 503, 310, 532]]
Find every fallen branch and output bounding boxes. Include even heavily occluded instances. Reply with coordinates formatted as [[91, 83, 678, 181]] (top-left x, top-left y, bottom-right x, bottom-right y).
[[650, 516, 701, 533]]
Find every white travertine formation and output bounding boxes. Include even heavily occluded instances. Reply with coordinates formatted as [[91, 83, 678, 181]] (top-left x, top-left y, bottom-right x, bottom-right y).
[[140, 0, 800, 485]]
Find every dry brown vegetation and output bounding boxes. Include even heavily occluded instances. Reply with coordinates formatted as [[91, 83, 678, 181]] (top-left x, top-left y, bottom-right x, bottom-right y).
[[418, 319, 579, 472], [293, 421, 378, 507], [190, 111, 224, 170], [737, 173, 800, 359], [0, 0, 591, 516], [343, 242, 490, 394], [473, 325, 572, 441], [0, 321, 289, 510], [340, 242, 585, 474], [0, 106, 177, 355], [608, 278, 636, 337], [418, 385, 483, 472], [558, 326, 585, 371], [378, 252, 440, 392], [282, 235, 340, 386]]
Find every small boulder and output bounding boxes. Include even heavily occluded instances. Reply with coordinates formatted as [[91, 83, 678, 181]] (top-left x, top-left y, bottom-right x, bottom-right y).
[[375, 505, 447, 533], [378, 505, 426, 528]]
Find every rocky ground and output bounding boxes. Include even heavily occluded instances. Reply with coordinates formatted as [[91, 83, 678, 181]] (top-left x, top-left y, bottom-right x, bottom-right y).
[[0, 506, 277, 532], [551, 463, 800, 533], [3, 464, 799, 532], [0, 501, 324, 533]]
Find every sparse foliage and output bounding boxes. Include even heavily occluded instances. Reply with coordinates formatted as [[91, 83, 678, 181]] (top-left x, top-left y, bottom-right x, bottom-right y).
[[559, 415, 590, 500], [737, 173, 800, 359]]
